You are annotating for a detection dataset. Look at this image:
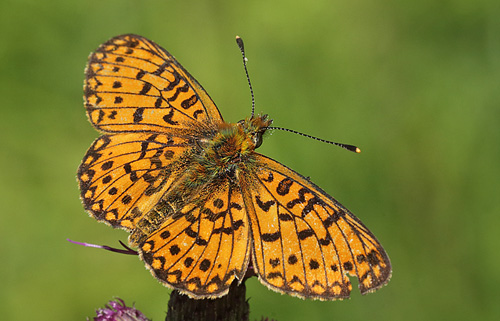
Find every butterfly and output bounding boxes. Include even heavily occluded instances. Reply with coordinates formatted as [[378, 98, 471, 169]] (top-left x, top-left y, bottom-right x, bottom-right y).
[[78, 34, 391, 300]]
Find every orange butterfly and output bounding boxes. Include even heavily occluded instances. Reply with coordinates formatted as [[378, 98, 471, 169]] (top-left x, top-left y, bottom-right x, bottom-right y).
[[78, 34, 391, 300]]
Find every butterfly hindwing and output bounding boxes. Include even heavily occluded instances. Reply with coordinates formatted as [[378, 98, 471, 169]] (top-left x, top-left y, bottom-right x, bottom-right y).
[[139, 180, 251, 298], [78, 133, 190, 230], [84, 34, 223, 134], [241, 154, 391, 300]]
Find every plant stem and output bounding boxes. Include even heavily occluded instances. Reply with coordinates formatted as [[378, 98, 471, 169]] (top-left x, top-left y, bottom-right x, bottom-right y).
[[166, 281, 249, 321]]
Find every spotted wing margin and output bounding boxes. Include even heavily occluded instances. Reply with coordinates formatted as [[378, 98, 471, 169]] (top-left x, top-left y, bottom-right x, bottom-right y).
[[240, 154, 391, 300], [139, 179, 250, 298], [84, 34, 223, 134], [77, 133, 191, 231]]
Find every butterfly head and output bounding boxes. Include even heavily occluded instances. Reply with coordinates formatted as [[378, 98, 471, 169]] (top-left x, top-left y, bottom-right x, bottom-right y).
[[238, 114, 273, 149], [201, 114, 272, 171]]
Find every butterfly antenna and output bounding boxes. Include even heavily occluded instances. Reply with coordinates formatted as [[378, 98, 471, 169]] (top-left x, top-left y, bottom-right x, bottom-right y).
[[236, 36, 255, 118], [267, 126, 361, 153]]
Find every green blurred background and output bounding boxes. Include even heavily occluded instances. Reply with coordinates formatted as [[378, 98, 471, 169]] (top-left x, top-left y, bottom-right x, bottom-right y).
[[1, 0, 499, 320]]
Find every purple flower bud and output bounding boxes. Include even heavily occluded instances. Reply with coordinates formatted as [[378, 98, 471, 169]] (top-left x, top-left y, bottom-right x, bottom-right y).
[[89, 298, 150, 321]]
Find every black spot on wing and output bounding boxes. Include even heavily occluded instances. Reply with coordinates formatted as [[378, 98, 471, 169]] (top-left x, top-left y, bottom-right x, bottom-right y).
[[169, 245, 180, 255], [101, 160, 113, 170], [193, 109, 203, 119], [184, 257, 193, 267], [298, 229, 314, 240], [262, 172, 274, 183], [133, 108, 144, 123], [269, 258, 280, 268], [162, 109, 178, 125], [309, 259, 320, 270], [343, 261, 353, 271], [181, 95, 198, 109], [199, 259, 211, 272], [255, 196, 275, 212], [323, 210, 342, 228], [367, 250, 381, 266], [276, 178, 293, 195], [261, 232, 280, 242], [139, 82, 152, 95]]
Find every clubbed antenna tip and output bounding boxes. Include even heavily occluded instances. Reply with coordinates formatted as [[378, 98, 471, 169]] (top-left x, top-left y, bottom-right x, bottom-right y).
[[235, 35, 255, 118], [236, 36, 244, 51]]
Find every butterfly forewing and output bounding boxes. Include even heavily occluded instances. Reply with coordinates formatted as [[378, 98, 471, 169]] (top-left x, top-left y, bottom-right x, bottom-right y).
[[84, 34, 223, 134], [242, 154, 391, 299]]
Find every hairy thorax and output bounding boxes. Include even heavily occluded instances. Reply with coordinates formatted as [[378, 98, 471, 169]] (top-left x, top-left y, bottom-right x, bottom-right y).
[[129, 115, 272, 245], [191, 115, 272, 183]]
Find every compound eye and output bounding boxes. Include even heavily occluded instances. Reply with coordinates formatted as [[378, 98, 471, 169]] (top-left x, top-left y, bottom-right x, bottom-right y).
[[253, 132, 263, 148]]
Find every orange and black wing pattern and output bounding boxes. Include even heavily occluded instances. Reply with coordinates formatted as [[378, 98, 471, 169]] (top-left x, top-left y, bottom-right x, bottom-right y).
[[78, 34, 391, 301], [84, 34, 223, 134], [78, 133, 191, 231], [139, 179, 251, 298], [79, 34, 221, 234], [241, 154, 391, 300]]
